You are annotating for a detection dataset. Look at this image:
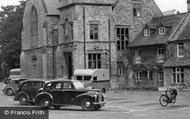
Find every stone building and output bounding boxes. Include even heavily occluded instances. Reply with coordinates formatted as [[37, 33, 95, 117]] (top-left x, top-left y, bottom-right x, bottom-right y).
[[127, 1, 190, 89], [21, 0, 162, 88], [128, 13, 188, 89]]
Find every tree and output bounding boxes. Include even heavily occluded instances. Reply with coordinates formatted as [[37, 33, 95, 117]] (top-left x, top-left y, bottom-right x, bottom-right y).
[[0, 1, 26, 75]]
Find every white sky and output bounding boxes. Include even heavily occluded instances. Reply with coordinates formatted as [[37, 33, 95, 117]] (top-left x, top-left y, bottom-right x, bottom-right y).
[[0, 0, 188, 13]]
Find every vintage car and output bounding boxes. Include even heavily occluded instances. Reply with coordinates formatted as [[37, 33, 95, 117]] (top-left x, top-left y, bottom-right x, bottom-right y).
[[3, 78, 11, 85], [35, 79, 106, 111], [2, 78, 28, 96], [14, 79, 46, 105]]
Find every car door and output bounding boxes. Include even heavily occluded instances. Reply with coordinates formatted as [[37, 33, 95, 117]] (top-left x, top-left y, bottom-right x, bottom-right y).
[[30, 81, 44, 99], [60, 81, 75, 104], [24, 82, 33, 100], [50, 82, 62, 104]]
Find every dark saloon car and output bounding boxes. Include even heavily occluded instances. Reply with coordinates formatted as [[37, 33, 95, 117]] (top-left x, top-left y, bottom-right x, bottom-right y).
[[14, 79, 46, 105], [35, 79, 106, 111], [2, 78, 28, 96]]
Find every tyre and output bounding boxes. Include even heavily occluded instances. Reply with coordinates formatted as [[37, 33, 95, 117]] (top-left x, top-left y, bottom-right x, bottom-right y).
[[159, 94, 168, 107], [40, 98, 52, 109], [6, 89, 14, 96], [19, 95, 28, 105], [172, 97, 176, 103], [81, 98, 94, 111]]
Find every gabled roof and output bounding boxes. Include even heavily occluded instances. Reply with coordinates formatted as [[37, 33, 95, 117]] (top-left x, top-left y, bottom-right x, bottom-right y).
[[129, 13, 187, 47], [172, 17, 190, 41], [42, 0, 60, 15], [164, 56, 190, 67]]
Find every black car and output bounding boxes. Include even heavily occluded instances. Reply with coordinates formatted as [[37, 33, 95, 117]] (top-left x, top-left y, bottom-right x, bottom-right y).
[[2, 78, 28, 96], [35, 79, 106, 111], [14, 79, 46, 105]]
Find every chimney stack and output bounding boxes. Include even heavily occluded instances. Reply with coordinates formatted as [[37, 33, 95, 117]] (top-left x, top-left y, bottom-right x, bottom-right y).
[[187, 0, 190, 12]]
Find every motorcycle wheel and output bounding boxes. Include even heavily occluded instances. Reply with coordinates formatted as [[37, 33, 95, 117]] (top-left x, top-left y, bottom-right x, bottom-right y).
[[172, 97, 176, 103], [159, 94, 168, 107]]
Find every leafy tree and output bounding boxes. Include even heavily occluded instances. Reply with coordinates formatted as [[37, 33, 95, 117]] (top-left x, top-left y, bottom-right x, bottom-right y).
[[0, 1, 26, 77]]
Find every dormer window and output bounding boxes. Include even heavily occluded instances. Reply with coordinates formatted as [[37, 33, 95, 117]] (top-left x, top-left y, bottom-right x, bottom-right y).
[[159, 27, 165, 35], [133, 3, 142, 17], [144, 29, 150, 36]]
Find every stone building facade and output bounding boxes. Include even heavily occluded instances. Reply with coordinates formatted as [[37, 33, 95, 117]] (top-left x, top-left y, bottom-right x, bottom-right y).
[[21, 0, 162, 89], [128, 2, 190, 90]]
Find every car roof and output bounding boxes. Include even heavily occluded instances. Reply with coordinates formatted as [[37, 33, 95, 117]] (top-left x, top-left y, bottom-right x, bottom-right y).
[[21, 79, 47, 83], [46, 79, 78, 83], [11, 78, 29, 81]]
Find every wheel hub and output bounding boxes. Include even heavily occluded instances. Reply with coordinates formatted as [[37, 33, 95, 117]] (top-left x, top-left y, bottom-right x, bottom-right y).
[[44, 100, 49, 106], [85, 101, 91, 107], [22, 98, 26, 102]]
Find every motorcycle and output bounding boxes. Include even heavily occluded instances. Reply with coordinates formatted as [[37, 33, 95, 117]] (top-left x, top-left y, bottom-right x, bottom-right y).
[[159, 88, 178, 107]]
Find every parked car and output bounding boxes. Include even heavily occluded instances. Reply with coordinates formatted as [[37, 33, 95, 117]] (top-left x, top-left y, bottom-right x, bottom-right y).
[[3, 78, 12, 85], [35, 79, 106, 111], [9, 68, 21, 78], [2, 78, 28, 96], [14, 79, 46, 105]]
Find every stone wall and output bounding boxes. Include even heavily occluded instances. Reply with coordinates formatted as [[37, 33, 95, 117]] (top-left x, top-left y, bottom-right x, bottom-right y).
[[21, 0, 163, 89]]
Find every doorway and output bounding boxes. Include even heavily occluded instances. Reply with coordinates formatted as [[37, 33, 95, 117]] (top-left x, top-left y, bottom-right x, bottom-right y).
[[64, 52, 73, 79]]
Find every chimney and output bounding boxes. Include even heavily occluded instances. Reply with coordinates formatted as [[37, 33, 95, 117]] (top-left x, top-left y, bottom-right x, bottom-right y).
[[187, 0, 190, 12]]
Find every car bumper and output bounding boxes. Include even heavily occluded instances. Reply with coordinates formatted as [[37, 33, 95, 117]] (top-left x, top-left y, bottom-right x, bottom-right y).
[[93, 101, 106, 106]]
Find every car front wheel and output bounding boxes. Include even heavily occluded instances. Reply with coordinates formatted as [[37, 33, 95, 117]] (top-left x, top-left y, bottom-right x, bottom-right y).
[[19, 95, 28, 105], [81, 98, 94, 111], [40, 98, 52, 110]]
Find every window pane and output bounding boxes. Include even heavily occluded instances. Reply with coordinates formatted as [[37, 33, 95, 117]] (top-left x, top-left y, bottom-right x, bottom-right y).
[[121, 41, 124, 50], [94, 33, 98, 39], [177, 74, 180, 83], [117, 41, 120, 50], [97, 54, 101, 60], [133, 9, 137, 16], [173, 68, 175, 73], [98, 61, 101, 68], [117, 28, 120, 36], [125, 40, 128, 49], [89, 61, 92, 68], [125, 28, 129, 39], [181, 68, 184, 72], [88, 54, 92, 60], [173, 74, 176, 83], [181, 73, 184, 83], [133, 3, 141, 17], [121, 28, 124, 35], [90, 24, 98, 40]]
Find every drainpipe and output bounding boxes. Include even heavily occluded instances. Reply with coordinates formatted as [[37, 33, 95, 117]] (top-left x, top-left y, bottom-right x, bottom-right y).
[[83, 7, 86, 69], [108, 19, 111, 88]]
